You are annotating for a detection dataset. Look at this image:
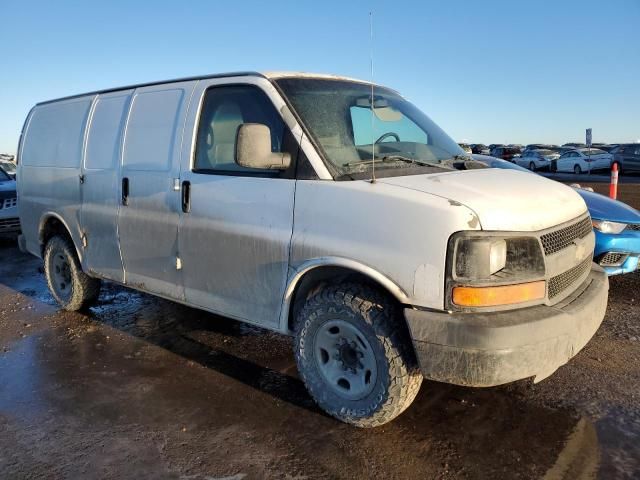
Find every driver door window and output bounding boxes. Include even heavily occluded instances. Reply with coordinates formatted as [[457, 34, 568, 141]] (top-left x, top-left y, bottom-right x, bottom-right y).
[[194, 85, 287, 173]]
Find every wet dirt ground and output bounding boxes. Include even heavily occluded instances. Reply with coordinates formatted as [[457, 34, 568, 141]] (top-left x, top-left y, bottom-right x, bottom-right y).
[[1, 188, 639, 479]]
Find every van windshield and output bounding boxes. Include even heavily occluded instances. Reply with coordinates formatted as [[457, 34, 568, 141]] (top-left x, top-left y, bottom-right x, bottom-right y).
[[275, 78, 465, 179]]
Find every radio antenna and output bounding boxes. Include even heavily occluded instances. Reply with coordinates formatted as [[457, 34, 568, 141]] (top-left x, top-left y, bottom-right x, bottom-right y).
[[369, 11, 376, 184]]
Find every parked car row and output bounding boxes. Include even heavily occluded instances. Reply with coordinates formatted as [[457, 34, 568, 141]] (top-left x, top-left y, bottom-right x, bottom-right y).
[[461, 142, 640, 174]]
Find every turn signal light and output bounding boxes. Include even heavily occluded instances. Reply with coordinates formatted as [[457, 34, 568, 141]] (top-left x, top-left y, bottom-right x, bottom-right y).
[[452, 281, 546, 307]]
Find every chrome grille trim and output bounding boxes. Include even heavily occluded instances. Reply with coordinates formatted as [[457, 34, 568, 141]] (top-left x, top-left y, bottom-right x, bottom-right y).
[[540, 216, 593, 255], [0, 217, 21, 230], [598, 252, 628, 267]]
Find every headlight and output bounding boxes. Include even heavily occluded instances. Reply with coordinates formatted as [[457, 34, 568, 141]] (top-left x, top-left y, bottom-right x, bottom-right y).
[[448, 233, 546, 309], [455, 238, 507, 278], [592, 220, 627, 234]]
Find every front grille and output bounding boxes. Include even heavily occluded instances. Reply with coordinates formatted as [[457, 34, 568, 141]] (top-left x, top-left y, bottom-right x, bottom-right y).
[[626, 224, 640, 232], [599, 252, 628, 266], [0, 197, 17, 209], [0, 217, 20, 230], [540, 216, 592, 255], [548, 256, 592, 299]]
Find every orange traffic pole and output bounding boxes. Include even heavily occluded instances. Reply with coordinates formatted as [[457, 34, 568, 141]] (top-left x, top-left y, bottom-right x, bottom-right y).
[[609, 163, 619, 200]]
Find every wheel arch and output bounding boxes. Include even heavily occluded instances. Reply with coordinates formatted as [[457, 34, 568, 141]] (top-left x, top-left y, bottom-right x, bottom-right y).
[[38, 213, 83, 263], [280, 257, 410, 334]]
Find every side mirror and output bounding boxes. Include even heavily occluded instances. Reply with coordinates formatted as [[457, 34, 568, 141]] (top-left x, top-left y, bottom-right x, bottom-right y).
[[236, 123, 291, 170]]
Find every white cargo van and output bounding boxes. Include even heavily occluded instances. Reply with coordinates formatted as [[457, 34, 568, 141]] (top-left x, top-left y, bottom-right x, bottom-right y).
[[17, 72, 608, 427]]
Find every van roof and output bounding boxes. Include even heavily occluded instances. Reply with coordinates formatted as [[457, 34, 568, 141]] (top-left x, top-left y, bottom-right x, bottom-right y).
[[262, 71, 372, 84], [35, 71, 374, 106]]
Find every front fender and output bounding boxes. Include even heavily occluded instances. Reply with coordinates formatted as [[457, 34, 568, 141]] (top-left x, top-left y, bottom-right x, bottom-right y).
[[278, 256, 411, 332]]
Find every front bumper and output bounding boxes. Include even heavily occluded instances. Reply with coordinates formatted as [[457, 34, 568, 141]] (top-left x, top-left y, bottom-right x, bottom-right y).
[[594, 229, 640, 275], [404, 265, 609, 387], [0, 215, 20, 235]]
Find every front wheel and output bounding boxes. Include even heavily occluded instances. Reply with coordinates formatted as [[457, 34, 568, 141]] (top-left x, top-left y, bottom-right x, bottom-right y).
[[294, 283, 423, 427], [574, 164, 582, 174], [529, 161, 537, 171], [44, 235, 101, 311]]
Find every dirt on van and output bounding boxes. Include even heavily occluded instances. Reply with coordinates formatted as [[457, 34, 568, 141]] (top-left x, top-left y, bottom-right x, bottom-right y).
[[0, 185, 639, 479]]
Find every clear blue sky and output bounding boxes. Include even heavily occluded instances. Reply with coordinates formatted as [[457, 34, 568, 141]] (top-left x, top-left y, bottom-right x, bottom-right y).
[[1, 0, 639, 154]]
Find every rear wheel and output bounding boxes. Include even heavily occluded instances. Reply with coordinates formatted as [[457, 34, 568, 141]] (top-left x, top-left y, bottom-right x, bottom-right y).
[[294, 282, 423, 427], [44, 235, 101, 311], [574, 164, 582, 174]]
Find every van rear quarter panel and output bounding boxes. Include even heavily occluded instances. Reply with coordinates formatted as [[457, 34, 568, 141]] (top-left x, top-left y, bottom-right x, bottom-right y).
[[290, 179, 480, 310], [19, 97, 95, 258]]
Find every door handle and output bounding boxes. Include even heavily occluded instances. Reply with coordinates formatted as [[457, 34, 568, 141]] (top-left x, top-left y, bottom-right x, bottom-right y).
[[181, 180, 191, 213], [122, 177, 129, 206]]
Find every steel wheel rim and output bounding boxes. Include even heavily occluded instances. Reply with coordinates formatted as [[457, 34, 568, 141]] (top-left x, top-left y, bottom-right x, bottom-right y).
[[51, 252, 72, 300], [313, 319, 378, 400]]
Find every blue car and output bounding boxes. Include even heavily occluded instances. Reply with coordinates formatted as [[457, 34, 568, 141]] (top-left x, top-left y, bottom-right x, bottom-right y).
[[578, 188, 640, 275], [473, 155, 640, 275]]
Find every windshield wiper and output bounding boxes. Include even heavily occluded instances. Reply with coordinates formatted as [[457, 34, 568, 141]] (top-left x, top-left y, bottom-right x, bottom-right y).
[[441, 154, 473, 166], [343, 155, 455, 170]]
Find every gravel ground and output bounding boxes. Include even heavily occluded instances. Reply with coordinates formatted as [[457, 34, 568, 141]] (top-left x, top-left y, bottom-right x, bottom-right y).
[[0, 185, 638, 479]]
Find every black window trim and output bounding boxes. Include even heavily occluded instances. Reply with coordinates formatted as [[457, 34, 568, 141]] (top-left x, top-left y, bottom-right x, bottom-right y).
[[269, 78, 342, 180]]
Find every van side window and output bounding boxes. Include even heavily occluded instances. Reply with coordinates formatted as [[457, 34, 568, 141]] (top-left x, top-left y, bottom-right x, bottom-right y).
[[194, 85, 286, 173]]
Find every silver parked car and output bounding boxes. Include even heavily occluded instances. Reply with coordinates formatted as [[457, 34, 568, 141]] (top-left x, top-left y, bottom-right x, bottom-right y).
[[514, 148, 560, 171], [555, 148, 613, 174], [17, 71, 608, 427]]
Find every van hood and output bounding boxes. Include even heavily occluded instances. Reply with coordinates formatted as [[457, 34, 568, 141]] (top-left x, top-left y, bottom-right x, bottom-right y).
[[379, 169, 588, 231]]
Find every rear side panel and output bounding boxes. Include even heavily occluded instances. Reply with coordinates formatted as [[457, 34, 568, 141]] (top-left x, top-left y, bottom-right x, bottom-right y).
[[19, 96, 95, 257], [80, 90, 133, 283], [117, 81, 196, 301]]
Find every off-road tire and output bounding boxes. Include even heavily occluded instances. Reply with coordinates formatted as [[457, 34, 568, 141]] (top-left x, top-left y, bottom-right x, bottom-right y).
[[294, 282, 423, 427], [44, 235, 101, 311]]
